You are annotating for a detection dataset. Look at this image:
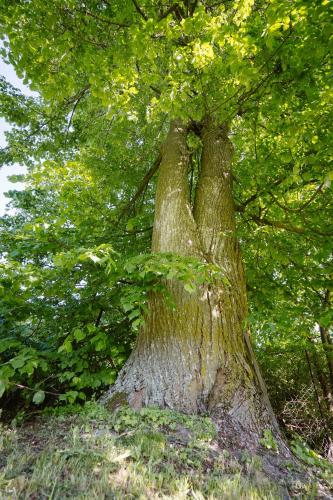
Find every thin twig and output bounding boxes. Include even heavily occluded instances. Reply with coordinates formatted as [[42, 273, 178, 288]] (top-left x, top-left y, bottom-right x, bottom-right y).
[[13, 383, 61, 397], [118, 153, 162, 220]]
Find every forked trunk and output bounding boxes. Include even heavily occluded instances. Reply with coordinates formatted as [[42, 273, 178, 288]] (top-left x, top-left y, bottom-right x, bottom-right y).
[[102, 118, 280, 446]]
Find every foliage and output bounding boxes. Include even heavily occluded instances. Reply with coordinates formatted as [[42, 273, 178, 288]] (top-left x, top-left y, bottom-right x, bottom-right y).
[[291, 438, 333, 489], [0, 174, 224, 412]]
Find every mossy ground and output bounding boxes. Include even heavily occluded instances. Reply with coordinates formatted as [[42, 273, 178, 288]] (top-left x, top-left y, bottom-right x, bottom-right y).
[[0, 403, 330, 499]]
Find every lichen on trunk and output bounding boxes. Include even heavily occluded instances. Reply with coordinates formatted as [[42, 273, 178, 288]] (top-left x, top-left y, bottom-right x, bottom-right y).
[[102, 117, 280, 447]]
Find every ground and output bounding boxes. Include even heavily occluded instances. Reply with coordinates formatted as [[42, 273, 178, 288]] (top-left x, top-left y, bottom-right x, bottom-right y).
[[0, 403, 332, 499]]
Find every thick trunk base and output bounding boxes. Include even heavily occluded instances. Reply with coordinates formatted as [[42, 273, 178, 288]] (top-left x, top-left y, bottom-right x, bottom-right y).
[[101, 281, 280, 450]]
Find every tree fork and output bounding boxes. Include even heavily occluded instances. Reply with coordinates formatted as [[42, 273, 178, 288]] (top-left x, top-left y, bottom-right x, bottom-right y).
[[102, 117, 281, 447]]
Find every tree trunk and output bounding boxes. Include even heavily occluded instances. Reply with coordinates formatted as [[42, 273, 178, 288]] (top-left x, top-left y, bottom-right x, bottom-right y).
[[320, 290, 333, 394], [320, 325, 333, 395], [102, 118, 279, 446], [308, 337, 333, 414]]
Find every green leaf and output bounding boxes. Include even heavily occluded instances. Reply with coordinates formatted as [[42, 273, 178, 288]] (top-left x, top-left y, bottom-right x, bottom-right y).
[[184, 283, 196, 293], [132, 318, 143, 330], [126, 218, 136, 231], [10, 356, 26, 370], [58, 340, 73, 353], [61, 390, 79, 403], [128, 308, 140, 320], [122, 301, 134, 312], [0, 380, 7, 398], [32, 390, 45, 404], [73, 328, 86, 341], [95, 340, 106, 351]]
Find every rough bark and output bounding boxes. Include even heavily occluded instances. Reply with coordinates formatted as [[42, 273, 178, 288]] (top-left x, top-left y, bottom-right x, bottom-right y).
[[102, 118, 280, 447]]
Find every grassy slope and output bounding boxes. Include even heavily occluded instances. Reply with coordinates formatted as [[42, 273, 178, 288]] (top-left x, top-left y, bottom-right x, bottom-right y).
[[0, 403, 331, 499]]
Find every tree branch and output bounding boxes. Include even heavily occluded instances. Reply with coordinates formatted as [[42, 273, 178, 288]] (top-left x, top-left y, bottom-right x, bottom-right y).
[[131, 0, 148, 21], [64, 86, 90, 145], [236, 177, 284, 212], [268, 183, 324, 213], [250, 214, 333, 237], [118, 153, 162, 220], [95, 308, 104, 327], [188, 0, 199, 16], [119, 226, 153, 237], [72, 8, 131, 28], [158, 3, 185, 21]]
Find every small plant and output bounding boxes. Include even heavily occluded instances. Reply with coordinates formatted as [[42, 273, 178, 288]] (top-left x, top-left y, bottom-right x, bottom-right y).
[[259, 429, 279, 453], [110, 406, 217, 442], [291, 437, 333, 488]]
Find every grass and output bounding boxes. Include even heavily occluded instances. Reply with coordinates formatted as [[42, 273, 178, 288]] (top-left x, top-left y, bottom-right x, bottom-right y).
[[0, 403, 327, 499]]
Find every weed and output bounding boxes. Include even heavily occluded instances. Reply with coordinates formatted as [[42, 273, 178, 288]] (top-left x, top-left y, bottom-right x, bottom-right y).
[[259, 429, 279, 453]]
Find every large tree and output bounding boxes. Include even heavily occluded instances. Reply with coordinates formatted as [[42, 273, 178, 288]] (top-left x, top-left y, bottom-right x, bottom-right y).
[[1, 0, 332, 446]]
